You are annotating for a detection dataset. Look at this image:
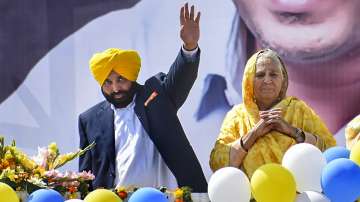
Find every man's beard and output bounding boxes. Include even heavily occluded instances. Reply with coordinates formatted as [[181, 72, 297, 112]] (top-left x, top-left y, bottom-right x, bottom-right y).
[[102, 84, 138, 108]]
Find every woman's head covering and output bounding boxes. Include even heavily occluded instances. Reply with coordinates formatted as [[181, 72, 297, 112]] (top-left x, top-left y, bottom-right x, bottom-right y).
[[89, 48, 141, 86], [242, 49, 288, 123]]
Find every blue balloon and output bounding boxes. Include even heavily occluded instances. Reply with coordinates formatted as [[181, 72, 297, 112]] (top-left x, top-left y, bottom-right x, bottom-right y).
[[128, 187, 168, 202], [323, 146, 350, 163], [28, 189, 64, 202], [321, 158, 360, 202]]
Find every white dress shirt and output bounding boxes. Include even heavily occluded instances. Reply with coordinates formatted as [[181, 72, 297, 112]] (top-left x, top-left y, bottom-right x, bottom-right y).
[[112, 99, 178, 188], [113, 47, 198, 189]]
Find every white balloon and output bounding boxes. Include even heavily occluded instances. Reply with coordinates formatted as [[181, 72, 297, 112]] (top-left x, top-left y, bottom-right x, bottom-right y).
[[282, 143, 326, 193], [208, 167, 251, 202], [296, 191, 330, 202], [65, 200, 83, 202]]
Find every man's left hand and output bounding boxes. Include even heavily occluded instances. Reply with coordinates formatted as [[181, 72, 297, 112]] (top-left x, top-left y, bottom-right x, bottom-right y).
[[180, 3, 201, 50]]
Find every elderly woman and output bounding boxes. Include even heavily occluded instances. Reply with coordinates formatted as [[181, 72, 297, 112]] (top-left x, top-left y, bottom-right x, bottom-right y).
[[210, 49, 337, 178], [345, 114, 360, 149]]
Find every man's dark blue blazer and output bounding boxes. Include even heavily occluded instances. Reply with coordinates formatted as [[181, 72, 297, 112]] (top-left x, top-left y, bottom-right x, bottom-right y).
[[78, 48, 208, 192]]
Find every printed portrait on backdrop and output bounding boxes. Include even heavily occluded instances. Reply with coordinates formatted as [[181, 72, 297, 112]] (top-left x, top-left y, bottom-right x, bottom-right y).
[[197, 0, 360, 142], [0, 0, 358, 178], [0, 0, 234, 176]]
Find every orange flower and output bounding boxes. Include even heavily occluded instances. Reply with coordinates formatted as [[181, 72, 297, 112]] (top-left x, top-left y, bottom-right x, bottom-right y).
[[68, 186, 78, 193], [117, 191, 128, 200], [2, 159, 9, 168], [175, 199, 184, 202]]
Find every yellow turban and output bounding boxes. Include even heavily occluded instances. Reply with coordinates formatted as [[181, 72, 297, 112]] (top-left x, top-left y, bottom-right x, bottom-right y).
[[89, 48, 141, 86]]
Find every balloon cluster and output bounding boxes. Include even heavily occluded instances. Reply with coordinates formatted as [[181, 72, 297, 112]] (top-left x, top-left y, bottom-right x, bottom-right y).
[[0, 185, 83, 202], [85, 187, 168, 202], [84, 187, 168, 202], [208, 141, 360, 202], [2, 142, 360, 202], [321, 142, 360, 202], [0, 184, 170, 202]]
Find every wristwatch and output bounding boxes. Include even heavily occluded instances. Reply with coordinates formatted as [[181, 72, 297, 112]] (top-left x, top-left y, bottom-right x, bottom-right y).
[[294, 128, 305, 143]]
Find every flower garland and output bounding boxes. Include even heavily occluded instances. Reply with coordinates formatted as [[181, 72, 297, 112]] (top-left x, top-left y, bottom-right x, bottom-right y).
[[0, 136, 95, 198]]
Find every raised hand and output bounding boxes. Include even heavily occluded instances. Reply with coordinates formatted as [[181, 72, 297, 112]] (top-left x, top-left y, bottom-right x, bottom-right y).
[[180, 3, 201, 50]]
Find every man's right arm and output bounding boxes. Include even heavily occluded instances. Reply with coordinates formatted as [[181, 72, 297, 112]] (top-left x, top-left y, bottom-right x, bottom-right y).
[[159, 3, 201, 110]]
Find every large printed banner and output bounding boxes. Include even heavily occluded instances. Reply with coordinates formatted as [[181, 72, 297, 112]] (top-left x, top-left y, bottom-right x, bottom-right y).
[[1, 0, 359, 178]]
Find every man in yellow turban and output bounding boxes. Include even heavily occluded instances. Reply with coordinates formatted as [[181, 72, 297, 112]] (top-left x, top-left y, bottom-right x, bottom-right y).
[[78, 3, 207, 192], [89, 48, 141, 108]]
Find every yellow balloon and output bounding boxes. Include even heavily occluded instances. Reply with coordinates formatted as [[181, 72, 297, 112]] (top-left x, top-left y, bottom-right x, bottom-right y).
[[350, 141, 360, 166], [84, 189, 122, 202], [251, 164, 296, 202], [0, 182, 19, 202]]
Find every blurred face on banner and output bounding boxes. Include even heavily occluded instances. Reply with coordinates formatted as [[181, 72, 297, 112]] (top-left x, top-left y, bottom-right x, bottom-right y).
[[230, 0, 360, 134], [233, 0, 360, 62]]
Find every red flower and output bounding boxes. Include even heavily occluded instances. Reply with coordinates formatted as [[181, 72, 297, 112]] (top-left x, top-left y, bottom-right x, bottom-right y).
[[68, 186, 77, 193], [175, 199, 184, 202], [117, 191, 128, 200]]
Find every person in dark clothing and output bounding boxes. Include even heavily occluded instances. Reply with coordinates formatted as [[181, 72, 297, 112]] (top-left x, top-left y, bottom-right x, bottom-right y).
[[78, 3, 207, 192]]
